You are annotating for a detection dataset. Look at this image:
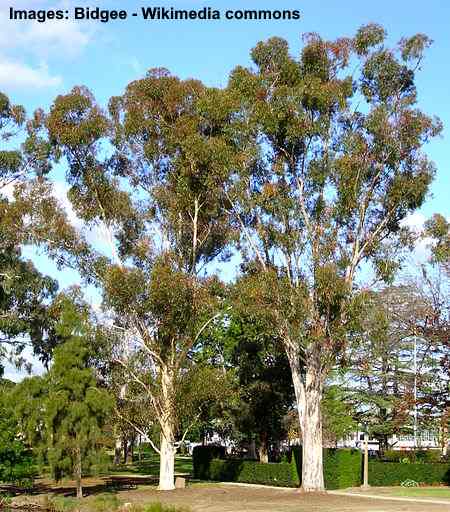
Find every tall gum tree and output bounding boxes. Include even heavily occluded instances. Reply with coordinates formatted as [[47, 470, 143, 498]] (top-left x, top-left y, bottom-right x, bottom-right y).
[[226, 25, 442, 491], [1, 92, 86, 370], [44, 73, 240, 489]]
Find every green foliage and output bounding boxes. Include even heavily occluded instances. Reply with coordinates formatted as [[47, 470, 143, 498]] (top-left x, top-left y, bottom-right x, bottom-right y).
[[382, 449, 443, 463], [126, 504, 191, 512], [196, 446, 361, 489], [89, 494, 121, 512], [192, 445, 226, 479], [13, 297, 112, 493], [322, 449, 362, 489], [321, 386, 357, 446], [0, 380, 36, 486], [369, 461, 450, 486], [47, 496, 84, 512], [209, 459, 299, 487]]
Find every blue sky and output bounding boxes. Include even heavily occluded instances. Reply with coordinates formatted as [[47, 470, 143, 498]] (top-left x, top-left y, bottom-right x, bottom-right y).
[[2, 0, 449, 214], [1, 1, 449, 377]]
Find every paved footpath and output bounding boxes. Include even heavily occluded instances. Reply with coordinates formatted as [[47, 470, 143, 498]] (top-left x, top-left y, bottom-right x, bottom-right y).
[[329, 490, 450, 507], [221, 482, 450, 507]]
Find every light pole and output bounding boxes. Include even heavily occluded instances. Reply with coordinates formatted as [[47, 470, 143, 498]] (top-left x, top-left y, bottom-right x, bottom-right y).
[[361, 423, 370, 490], [413, 336, 418, 449]]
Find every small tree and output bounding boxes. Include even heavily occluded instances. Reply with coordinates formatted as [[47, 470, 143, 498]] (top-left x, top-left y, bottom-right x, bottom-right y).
[[15, 294, 112, 498]]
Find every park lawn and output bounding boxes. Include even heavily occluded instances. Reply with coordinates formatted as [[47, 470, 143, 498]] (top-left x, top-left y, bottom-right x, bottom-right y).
[[110, 454, 193, 477], [362, 486, 450, 501]]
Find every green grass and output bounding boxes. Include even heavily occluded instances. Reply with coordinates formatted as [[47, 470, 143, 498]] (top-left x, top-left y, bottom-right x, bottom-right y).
[[109, 454, 192, 477], [367, 486, 450, 500]]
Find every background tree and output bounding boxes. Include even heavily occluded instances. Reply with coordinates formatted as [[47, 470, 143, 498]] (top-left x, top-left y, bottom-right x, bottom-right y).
[[0, 92, 62, 373], [0, 378, 35, 487], [214, 314, 294, 462], [226, 26, 441, 490]]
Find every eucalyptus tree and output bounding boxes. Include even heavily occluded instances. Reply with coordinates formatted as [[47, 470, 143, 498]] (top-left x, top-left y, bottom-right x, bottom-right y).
[[226, 25, 441, 490], [0, 92, 75, 371], [44, 72, 240, 489]]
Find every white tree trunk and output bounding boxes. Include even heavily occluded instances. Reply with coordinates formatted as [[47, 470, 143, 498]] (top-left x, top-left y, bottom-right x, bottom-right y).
[[159, 428, 175, 490], [158, 364, 176, 491], [301, 362, 324, 492], [286, 343, 325, 492]]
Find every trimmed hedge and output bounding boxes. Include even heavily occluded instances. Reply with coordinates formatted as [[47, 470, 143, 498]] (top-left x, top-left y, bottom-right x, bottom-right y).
[[192, 445, 226, 479], [382, 449, 444, 463], [291, 447, 362, 489], [369, 461, 450, 486], [209, 459, 300, 487], [324, 449, 362, 489]]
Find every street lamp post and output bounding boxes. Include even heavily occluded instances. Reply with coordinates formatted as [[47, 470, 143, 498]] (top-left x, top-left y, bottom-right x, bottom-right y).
[[361, 424, 370, 490]]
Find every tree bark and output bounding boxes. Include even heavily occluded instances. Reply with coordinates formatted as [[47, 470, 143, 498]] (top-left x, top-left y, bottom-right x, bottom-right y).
[[286, 343, 325, 492], [158, 364, 176, 491], [123, 436, 128, 464], [248, 439, 257, 459], [114, 434, 122, 465], [159, 428, 175, 490], [259, 432, 269, 463], [301, 364, 325, 492], [126, 435, 134, 464], [75, 445, 83, 499]]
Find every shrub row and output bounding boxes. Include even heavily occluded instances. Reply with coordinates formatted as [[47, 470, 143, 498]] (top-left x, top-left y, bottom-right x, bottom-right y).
[[192, 446, 226, 480], [209, 459, 299, 487], [382, 449, 444, 463], [193, 446, 361, 489], [369, 461, 450, 486], [193, 445, 450, 489]]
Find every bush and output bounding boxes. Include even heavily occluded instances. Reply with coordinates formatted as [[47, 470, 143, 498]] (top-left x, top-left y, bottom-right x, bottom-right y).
[[47, 496, 80, 512], [323, 449, 362, 489], [90, 494, 121, 512], [209, 459, 300, 487], [192, 445, 226, 479], [382, 449, 443, 463], [125, 504, 190, 512], [290, 447, 362, 489], [369, 461, 450, 486]]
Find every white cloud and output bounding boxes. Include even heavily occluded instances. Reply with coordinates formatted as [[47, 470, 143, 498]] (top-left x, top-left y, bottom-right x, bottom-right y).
[[0, 56, 62, 89], [51, 181, 114, 254], [0, 10, 92, 58], [401, 212, 426, 232]]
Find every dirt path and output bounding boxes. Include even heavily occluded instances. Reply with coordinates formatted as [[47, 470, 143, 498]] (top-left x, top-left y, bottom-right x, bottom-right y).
[[116, 483, 450, 512], [7, 478, 450, 512]]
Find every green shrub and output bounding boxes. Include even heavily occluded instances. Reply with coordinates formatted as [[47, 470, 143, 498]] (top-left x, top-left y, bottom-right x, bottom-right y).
[[128, 504, 190, 512], [192, 445, 226, 479], [209, 459, 300, 487], [369, 461, 450, 486], [47, 496, 80, 512], [290, 447, 362, 489], [323, 449, 362, 489], [90, 494, 121, 512], [383, 449, 443, 463]]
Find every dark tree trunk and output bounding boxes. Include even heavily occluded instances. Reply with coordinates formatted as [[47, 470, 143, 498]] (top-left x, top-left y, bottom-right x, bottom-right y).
[[75, 446, 83, 499]]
